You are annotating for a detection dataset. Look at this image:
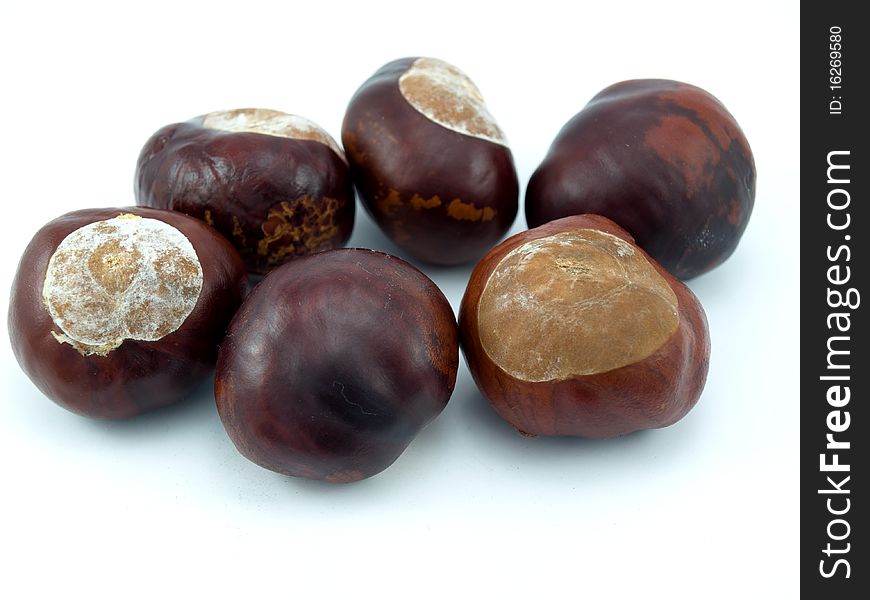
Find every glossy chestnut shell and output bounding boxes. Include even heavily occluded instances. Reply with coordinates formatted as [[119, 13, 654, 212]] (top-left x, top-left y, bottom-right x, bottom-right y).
[[215, 248, 459, 482], [459, 214, 710, 438], [8, 207, 247, 419], [342, 57, 519, 265], [135, 109, 355, 274], [525, 79, 756, 279]]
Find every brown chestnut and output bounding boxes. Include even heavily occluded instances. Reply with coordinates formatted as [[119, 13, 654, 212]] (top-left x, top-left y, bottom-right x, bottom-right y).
[[135, 108, 354, 274], [8, 207, 247, 419], [525, 79, 756, 279], [342, 57, 519, 265], [214, 248, 459, 482], [459, 214, 710, 438]]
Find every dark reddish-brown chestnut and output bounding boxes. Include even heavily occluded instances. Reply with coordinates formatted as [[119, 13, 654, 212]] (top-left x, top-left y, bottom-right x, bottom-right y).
[[215, 248, 459, 482], [8, 207, 247, 419], [135, 108, 354, 274], [525, 79, 756, 279], [459, 214, 710, 438], [342, 57, 519, 265]]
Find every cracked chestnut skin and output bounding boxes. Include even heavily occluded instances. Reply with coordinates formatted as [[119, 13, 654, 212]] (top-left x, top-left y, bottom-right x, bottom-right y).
[[525, 79, 756, 279], [341, 58, 519, 265], [215, 248, 459, 482], [459, 214, 710, 438], [8, 207, 247, 419], [135, 114, 354, 274]]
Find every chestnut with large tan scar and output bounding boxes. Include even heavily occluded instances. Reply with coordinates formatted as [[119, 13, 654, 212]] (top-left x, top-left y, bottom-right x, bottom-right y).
[[459, 214, 710, 438]]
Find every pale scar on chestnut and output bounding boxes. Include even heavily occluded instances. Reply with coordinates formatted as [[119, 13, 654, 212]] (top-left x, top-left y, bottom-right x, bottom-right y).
[[398, 57, 508, 146], [41, 214, 204, 356], [477, 229, 679, 382], [202, 108, 347, 163]]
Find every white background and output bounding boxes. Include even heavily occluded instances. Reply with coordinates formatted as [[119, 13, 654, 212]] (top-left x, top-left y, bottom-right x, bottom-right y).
[[0, 1, 799, 597]]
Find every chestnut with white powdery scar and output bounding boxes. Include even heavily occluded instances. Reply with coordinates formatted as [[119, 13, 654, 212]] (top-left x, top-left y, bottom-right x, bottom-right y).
[[342, 57, 519, 265], [398, 57, 508, 146], [42, 214, 203, 356]]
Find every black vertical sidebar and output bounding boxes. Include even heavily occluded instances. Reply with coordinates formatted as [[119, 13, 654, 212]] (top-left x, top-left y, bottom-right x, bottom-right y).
[[801, 2, 867, 596]]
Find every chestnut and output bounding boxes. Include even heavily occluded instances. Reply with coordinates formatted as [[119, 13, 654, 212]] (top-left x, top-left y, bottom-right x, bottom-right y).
[[214, 248, 459, 482], [459, 214, 710, 438], [135, 108, 355, 274], [525, 79, 756, 279], [8, 207, 247, 419], [341, 57, 519, 265]]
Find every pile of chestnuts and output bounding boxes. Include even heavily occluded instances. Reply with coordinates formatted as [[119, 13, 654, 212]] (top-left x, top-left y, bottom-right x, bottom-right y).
[[8, 57, 754, 482]]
